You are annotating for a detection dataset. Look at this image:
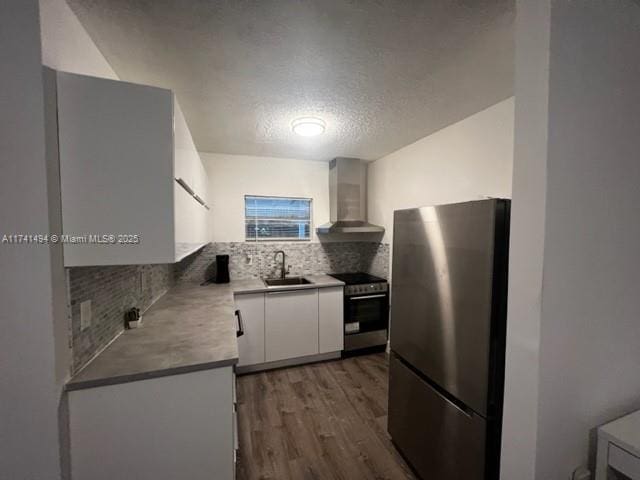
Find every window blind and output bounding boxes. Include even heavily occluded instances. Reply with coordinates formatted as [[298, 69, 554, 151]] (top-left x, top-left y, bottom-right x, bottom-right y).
[[245, 195, 312, 241]]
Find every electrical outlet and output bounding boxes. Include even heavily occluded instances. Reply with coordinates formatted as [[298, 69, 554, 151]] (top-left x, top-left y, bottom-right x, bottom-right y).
[[80, 300, 92, 331]]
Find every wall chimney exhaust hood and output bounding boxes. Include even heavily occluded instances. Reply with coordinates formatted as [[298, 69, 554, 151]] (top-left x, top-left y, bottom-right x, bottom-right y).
[[316, 158, 385, 235]]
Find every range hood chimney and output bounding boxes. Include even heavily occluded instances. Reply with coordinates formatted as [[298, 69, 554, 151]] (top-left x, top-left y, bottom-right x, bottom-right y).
[[316, 157, 385, 235]]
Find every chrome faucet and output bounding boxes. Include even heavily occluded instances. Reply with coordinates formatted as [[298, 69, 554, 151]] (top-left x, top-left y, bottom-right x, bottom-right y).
[[274, 250, 288, 279]]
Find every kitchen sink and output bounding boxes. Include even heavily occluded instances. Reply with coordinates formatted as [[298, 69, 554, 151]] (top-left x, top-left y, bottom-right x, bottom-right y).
[[263, 277, 313, 287]]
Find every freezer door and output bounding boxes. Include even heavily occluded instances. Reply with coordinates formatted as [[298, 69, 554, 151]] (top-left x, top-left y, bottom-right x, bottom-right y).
[[388, 354, 486, 480], [390, 200, 498, 416]]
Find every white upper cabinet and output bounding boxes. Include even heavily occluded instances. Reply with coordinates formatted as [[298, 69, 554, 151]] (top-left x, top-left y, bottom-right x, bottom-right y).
[[173, 100, 203, 196], [55, 70, 209, 266], [194, 160, 209, 205]]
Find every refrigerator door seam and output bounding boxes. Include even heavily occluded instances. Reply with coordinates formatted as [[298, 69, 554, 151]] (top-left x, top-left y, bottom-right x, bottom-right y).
[[393, 353, 479, 419]]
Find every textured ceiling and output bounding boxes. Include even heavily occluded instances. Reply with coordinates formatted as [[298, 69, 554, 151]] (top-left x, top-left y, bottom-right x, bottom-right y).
[[66, 0, 514, 161]]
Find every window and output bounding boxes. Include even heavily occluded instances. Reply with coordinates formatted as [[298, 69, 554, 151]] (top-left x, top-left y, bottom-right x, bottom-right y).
[[245, 195, 312, 241]]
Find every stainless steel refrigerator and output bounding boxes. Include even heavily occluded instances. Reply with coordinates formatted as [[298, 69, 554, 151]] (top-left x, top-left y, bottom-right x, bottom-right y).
[[388, 199, 510, 480]]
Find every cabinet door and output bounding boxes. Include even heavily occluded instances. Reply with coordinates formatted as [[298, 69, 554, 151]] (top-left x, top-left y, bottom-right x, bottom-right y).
[[319, 286, 344, 353], [173, 98, 197, 190], [174, 98, 209, 201], [265, 289, 319, 362], [194, 201, 208, 244], [235, 293, 265, 367], [174, 181, 208, 260], [69, 368, 234, 480], [194, 160, 209, 204], [57, 71, 174, 266], [173, 97, 208, 250], [174, 181, 200, 260]]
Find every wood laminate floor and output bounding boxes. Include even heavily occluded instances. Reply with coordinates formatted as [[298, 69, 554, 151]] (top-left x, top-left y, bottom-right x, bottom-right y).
[[236, 353, 416, 480]]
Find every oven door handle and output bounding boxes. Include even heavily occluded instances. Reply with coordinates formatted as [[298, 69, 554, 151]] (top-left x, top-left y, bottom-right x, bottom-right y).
[[348, 294, 387, 301]]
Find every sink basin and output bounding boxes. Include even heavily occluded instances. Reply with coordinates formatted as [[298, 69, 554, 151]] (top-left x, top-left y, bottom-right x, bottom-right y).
[[263, 277, 313, 287]]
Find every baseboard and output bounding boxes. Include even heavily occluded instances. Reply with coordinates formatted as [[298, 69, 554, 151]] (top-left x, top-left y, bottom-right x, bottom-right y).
[[236, 351, 341, 375]]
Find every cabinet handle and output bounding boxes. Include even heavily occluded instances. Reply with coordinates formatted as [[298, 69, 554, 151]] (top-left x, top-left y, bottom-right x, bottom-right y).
[[175, 177, 195, 196], [235, 309, 244, 337], [193, 194, 206, 206]]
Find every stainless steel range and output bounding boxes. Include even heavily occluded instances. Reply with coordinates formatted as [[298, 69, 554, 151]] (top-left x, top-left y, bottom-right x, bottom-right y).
[[328, 272, 389, 353]]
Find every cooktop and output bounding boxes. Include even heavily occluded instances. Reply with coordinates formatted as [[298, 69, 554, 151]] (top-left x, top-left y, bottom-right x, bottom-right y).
[[328, 272, 387, 285]]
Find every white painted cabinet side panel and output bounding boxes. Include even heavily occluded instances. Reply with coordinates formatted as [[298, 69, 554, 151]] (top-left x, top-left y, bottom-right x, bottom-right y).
[[57, 72, 174, 265], [69, 368, 234, 480], [319, 286, 344, 353], [265, 289, 319, 362], [235, 293, 265, 366]]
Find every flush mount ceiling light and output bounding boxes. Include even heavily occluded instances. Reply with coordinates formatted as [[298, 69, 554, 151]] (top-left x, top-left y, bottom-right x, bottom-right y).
[[292, 117, 326, 137]]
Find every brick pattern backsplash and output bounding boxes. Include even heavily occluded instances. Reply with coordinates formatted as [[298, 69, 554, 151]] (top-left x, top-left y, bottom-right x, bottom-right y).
[[174, 241, 390, 283], [69, 241, 388, 373], [68, 264, 174, 373]]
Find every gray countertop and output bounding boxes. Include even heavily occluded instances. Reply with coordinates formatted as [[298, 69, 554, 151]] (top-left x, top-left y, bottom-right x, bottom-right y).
[[66, 275, 344, 392]]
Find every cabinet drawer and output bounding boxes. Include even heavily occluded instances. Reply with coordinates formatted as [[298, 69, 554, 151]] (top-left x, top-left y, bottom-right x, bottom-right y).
[[609, 443, 640, 479]]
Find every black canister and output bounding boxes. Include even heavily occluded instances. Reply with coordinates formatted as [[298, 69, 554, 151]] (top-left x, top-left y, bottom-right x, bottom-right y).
[[215, 255, 230, 283]]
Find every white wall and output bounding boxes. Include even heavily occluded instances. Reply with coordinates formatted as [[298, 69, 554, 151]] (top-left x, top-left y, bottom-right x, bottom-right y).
[[36, 0, 121, 381], [538, 1, 640, 477], [39, 0, 118, 79], [201, 152, 330, 242], [500, 1, 549, 479], [35, 0, 121, 385], [502, 1, 640, 478], [0, 1, 62, 478], [368, 97, 514, 244]]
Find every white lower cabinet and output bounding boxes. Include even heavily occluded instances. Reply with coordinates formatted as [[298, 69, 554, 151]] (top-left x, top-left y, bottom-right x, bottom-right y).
[[235, 286, 343, 370], [232, 371, 238, 478], [68, 367, 235, 480], [234, 293, 265, 367], [265, 289, 320, 362], [319, 286, 345, 353]]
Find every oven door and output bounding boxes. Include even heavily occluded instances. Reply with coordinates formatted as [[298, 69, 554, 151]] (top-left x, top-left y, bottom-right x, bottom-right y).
[[344, 292, 389, 335]]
